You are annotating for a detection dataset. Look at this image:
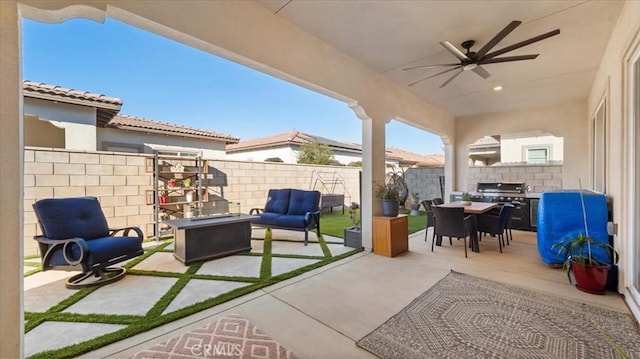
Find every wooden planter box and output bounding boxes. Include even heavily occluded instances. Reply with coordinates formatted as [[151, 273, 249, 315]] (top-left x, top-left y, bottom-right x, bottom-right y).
[[344, 227, 362, 249], [372, 216, 408, 257]]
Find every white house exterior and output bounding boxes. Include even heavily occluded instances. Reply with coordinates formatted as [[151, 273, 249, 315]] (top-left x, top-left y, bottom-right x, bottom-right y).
[[468, 134, 564, 166], [226, 130, 367, 164], [227, 130, 443, 167], [23, 81, 239, 157], [500, 134, 564, 164]]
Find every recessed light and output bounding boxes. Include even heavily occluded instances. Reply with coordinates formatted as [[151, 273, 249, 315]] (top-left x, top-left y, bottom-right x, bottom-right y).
[[493, 85, 503, 92]]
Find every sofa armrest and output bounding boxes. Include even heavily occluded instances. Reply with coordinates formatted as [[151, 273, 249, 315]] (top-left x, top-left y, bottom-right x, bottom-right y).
[[109, 226, 143, 240], [304, 211, 321, 228], [34, 235, 89, 267], [249, 208, 264, 215]]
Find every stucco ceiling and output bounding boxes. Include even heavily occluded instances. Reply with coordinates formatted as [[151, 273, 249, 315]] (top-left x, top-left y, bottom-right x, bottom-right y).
[[257, 1, 623, 118]]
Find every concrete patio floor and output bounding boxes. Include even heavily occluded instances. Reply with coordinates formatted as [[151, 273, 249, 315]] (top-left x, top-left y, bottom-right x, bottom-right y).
[[24, 228, 630, 358]]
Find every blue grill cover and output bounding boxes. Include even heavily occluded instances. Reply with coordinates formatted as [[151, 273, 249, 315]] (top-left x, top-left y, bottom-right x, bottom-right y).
[[537, 190, 610, 265]]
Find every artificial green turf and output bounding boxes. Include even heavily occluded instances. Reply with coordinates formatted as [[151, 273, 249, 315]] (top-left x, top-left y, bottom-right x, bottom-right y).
[[320, 211, 428, 238], [25, 234, 361, 359]]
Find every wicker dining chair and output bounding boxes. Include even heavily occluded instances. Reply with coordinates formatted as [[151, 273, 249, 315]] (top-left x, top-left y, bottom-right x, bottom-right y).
[[431, 206, 476, 258]]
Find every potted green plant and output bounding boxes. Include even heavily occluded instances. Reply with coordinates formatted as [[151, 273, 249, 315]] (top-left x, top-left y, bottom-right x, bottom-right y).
[[551, 189, 619, 295], [460, 192, 472, 205], [376, 182, 400, 217]]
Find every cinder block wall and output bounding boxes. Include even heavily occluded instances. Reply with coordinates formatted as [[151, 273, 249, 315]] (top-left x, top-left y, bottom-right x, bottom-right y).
[[403, 167, 446, 202], [467, 164, 563, 193], [24, 148, 154, 255], [203, 159, 363, 215], [23, 148, 366, 255]]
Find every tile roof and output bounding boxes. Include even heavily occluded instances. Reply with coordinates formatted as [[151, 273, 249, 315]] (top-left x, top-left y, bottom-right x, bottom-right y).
[[385, 147, 445, 167], [227, 130, 362, 153], [469, 135, 500, 148], [23, 80, 123, 107], [23, 80, 123, 126], [108, 115, 240, 143]]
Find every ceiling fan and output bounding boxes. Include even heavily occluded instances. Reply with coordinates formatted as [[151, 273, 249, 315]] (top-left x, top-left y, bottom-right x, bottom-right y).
[[404, 21, 560, 88]]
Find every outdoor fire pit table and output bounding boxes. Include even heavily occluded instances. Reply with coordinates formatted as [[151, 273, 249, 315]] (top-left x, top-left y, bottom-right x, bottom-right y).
[[164, 214, 257, 265]]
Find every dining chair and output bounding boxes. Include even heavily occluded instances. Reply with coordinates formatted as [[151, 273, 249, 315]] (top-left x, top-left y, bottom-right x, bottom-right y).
[[431, 206, 476, 258], [476, 204, 514, 253], [432, 198, 444, 205], [420, 200, 434, 242]]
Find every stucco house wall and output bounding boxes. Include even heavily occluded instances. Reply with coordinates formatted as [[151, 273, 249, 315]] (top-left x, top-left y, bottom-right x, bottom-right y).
[[228, 143, 401, 166], [24, 97, 97, 150], [226, 146, 299, 163], [455, 100, 587, 191], [24, 115, 65, 148], [500, 135, 564, 164], [98, 127, 228, 159]]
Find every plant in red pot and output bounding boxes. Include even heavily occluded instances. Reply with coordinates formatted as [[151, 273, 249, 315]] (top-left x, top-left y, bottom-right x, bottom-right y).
[[552, 188, 619, 295]]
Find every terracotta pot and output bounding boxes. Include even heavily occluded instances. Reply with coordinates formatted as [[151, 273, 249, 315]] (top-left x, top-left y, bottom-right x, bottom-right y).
[[571, 260, 609, 295]]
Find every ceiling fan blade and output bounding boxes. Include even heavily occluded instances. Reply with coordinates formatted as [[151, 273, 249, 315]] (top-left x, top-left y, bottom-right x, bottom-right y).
[[475, 20, 522, 59], [472, 65, 491, 79], [440, 69, 464, 88], [484, 29, 560, 59], [403, 63, 460, 71], [440, 41, 471, 61], [479, 54, 539, 64], [409, 66, 461, 86]]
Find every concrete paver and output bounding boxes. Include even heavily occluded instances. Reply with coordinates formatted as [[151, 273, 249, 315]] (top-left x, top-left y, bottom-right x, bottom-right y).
[[24, 230, 633, 359], [197, 255, 263, 278], [132, 252, 189, 273], [63, 275, 177, 316], [162, 279, 251, 315], [25, 321, 126, 358], [271, 257, 320, 277]]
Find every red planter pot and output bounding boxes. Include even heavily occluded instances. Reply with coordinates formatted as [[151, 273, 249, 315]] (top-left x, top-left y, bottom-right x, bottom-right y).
[[571, 261, 609, 295]]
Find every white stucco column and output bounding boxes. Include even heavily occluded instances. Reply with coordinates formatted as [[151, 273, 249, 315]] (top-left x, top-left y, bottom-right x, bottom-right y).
[[442, 136, 455, 201], [0, 1, 24, 358], [350, 103, 387, 251]]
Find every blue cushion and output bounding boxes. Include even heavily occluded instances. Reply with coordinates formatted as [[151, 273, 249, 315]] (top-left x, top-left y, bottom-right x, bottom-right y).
[[33, 197, 109, 240], [276, 215, 307, 228], [287, 190, 321, 215], [86, 236, 143, 264], [264, 189, 291, 214], [48, 236, 142, 266], [251, 212, 282, 226]]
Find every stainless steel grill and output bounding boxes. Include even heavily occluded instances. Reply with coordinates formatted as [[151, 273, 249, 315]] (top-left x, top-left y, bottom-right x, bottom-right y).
[[474, 182, 533, 231]]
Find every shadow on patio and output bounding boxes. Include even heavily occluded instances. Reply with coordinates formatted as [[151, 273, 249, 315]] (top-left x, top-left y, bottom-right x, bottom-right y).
[[24, 228, 629, 358]]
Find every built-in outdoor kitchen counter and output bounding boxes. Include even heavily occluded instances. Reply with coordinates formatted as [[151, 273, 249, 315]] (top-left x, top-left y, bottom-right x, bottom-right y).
[[451, 182, 540, 232]]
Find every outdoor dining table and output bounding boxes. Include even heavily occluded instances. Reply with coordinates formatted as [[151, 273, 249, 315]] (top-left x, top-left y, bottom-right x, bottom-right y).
[[435, 201, 499, 252]]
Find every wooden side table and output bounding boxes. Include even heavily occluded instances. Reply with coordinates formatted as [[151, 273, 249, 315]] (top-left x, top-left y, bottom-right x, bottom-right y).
[[373, 216, 409, 257]]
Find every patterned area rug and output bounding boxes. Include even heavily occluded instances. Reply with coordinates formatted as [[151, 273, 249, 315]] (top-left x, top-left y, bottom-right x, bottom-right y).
[[357, 271, 640, 359], [130, 314, 297, 359]]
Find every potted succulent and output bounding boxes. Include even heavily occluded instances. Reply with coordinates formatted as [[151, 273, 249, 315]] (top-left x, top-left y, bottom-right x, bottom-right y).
[[552, 190, 619, 295], [376, 182, 400, 217]]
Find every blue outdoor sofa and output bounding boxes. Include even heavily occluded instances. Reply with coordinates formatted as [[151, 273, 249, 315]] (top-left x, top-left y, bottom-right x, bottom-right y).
[[249, 189, 321, 245]]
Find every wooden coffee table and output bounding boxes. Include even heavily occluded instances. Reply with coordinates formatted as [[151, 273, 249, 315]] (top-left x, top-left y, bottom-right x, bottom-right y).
[[164, 214, 256, 265]]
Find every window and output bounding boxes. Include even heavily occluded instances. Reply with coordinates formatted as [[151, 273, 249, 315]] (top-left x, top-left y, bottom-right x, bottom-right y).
[[101, 141, 144, 153], [526, 147, 549, 164]]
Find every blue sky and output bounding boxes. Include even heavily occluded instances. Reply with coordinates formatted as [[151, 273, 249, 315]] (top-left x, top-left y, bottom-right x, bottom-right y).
[[22, 18, 443, 155]]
